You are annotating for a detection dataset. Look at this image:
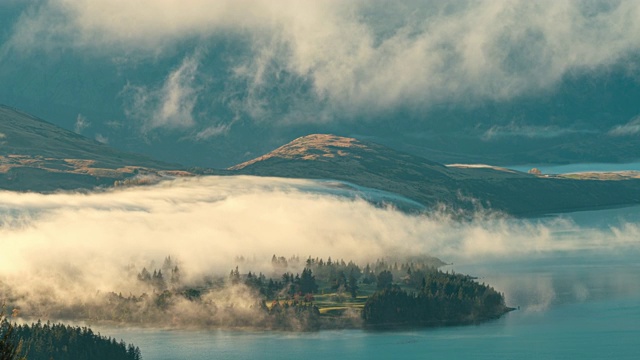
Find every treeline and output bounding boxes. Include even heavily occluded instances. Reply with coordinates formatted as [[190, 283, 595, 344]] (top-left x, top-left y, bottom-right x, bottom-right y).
[[136, 255, 443, 300], [231, 256, 443, 300], [232, 267, 319, 299], [0, 318, 141, 360], [5, 254, 510, 332], [362, 271, 511, 327]]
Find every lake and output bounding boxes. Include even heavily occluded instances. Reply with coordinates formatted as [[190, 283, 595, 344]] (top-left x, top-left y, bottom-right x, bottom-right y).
[[507, 162, 640, 174], [95, 207, 640, 360]]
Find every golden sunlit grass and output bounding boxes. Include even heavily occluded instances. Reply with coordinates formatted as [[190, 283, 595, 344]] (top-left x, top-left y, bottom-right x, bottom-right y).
[[229, 134, 366, 170]]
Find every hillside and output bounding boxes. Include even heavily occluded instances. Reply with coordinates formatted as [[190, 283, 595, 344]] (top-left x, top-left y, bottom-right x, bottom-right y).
[[230, 134, 640, 216], [0, 105, 184, 191], [2, 104, 640, 217]]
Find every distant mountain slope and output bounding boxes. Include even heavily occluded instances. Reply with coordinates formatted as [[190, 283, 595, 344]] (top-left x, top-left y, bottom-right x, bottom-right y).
[[0, 105, 184, 191], [230, 134, 527, 208], [230, 134, 640, 216], [2, 105, 639, 217]]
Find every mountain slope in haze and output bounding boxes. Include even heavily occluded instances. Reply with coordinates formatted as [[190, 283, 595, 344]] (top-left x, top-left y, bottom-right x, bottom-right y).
[[230, 134, 640, 216], [230, 134, 529, 209], [0, 105, 187, 191], [2, 104, 639, 217]]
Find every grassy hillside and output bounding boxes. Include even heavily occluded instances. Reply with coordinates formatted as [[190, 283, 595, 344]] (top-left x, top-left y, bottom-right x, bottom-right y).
[[0, 105, 184, 191], [2, 104, 639, 217], [230, 134, 640, 216]]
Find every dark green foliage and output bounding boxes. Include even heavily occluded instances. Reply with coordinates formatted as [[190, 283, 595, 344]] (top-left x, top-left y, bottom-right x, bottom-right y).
[[4, 255, 509, 334], [1, 319, 19, 360], [376, 270, 393, 290], [267, 301, 321, 331], [363, 270, 510, 327], [348, 270, 359, 298], [329, 270, 347, 291], [5, 320, 141, 360], [305, 257, 362, 287], [299, 268, 319, 295], [239, 266, 319, 298]]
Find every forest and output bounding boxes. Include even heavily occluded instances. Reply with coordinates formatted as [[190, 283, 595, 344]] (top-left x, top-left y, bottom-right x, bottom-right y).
[[1, 313, 140, 360], [362, 271, 509, 327], [2, 254, 512, 337]]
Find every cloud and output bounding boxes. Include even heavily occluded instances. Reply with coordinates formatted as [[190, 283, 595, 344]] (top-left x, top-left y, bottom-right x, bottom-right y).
[[194, 124, 230, 141], [1, 176, 639, 322], [608, 115, 640, 136], [94, 133, 108, 144], [73, 113, 90, 134], [121, 51, 203, 132], [1, 176, 637, 277], [5, 1, 640, 124], [481, 123, 596, 141]]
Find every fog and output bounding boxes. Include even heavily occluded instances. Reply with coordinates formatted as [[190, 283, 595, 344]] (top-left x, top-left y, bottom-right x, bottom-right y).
[[1, 176, 639, 325]]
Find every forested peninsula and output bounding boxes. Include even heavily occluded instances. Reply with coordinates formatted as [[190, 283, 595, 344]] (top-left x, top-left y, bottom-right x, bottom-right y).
[[3, 255, 512, 333]]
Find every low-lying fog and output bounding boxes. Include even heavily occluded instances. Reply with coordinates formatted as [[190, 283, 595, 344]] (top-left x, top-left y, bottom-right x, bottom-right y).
[[1, 175, 638, 324]]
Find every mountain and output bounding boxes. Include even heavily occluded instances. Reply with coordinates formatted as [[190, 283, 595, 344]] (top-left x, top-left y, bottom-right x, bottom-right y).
[[0, 105, 184, 191], [230, 134, 640, 216], [2, 105, 640, 217], [229, 134, 522, 209]]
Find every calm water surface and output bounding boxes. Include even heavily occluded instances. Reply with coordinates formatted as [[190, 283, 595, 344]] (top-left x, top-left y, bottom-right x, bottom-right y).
[[97, 208, 640, 360], [507, 162, 640, 174]]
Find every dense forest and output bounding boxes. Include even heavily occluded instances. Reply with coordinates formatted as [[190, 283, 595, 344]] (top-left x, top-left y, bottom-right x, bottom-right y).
[[363, 271, 509, 327], [2, 255, 512, 333], [0, 314, 141, 360]]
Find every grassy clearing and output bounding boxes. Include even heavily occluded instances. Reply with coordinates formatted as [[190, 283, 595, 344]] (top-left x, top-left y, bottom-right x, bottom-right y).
[[312, 290, 371, 316]]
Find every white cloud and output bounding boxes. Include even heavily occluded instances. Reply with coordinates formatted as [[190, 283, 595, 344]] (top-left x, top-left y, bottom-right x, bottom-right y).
[[0, 176, 637, 278], [94, 133, 108, 144], [5, 1, 640, 123], [194, 124, 230, 141], [481, 123, 595, 141], [73, 113, 90, 134], [1, 176, 639, 321], [122, 51, 202, 132], [608, 115, 640, 136]]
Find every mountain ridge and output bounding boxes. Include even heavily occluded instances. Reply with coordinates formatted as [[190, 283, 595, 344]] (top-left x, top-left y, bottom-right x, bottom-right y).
[[0, 105, 186, 191], [3, 105, 640, 217], [230, 133, 640, 216]]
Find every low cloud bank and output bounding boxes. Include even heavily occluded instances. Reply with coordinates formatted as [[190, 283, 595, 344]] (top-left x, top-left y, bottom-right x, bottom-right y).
[[1, 176, 638, 323]]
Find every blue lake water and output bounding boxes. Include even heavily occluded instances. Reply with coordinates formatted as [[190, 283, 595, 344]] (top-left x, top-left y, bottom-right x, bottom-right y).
[[99, 292, 640, 360], [507, 162, 640, 174], [95, 207, 640, 360]]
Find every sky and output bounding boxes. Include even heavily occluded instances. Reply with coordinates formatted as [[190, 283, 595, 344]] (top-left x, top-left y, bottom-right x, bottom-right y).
[[1, 0, 640, 166]]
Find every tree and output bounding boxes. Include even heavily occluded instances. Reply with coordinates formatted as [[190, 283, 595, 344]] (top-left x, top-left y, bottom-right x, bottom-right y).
[[152, 269, 166, 290], [348, 269, 359, 298], [162, 256, 173, 272], [0, 307, 26, 360], [331, 271, 347, 291], [299, 268, 318, 295], [7, 320, 140, 360], [376, 270, 393, 290], [1, 316, 18, 360], [363, 270, 510, 327], [137, 267, 151, 282], [170, 265, 181, 286], [229, 266, 241, 284]]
